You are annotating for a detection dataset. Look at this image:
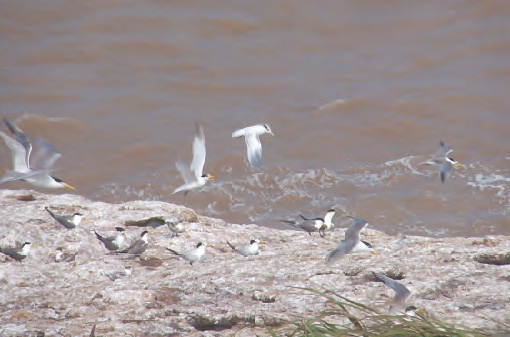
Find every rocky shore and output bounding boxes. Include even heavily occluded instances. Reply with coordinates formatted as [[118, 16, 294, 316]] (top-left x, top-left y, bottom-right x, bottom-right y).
[[1, 189, 509, 336]]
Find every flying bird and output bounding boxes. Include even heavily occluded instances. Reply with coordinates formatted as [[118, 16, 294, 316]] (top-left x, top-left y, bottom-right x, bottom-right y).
[[0, 241, 31, 262], [45, 207, 84, 229], [173, 124, 214, 195], [422, 140, 462, 183], [227, 239, 265, 257], [373, 272, 414, 314], [232, 124, 274, 168], [167, 242, 212, 265], [0, 118, 75, 189], [94, 227, 127, 251], [325, 216, 376, 263]]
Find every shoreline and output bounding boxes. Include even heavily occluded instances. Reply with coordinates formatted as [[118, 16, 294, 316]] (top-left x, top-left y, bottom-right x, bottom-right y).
[[1, 189, 509, 336]]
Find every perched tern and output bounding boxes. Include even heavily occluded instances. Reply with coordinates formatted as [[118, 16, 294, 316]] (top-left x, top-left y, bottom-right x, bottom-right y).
[[294, 209, 336, 237], [118, 231, 149, 257], [373, 272, 413, 314], [227, 239, 265, 257], [422, 140, 462, 183], [167, 242, 212, 265], [325, 216, 376, 263], [94, 227, 127, 251], [281, 216, 327, 236], [0, 241, 31, 262], [54, 247, 76, 263], [45, 207, 84, 229], [0, 118, 75, 189], [232, 124, 273, 168], [173, 123, 214, 195]]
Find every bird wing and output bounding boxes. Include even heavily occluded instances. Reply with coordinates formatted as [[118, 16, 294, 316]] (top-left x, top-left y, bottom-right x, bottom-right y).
[[344, 217, 367, 242], [0, 131, 30, 173], [175, 160, 195, 185], [31, 137, 62, 170], [4, 118, 32, 168], [374, 273, 411, 303], [325, 240, 356, 263], [439, 161, 452, 183], [245, 132, 262, 168], [190, 123, 206, 178], [232, 126, 248, 138], [435, 140, 453, 158]]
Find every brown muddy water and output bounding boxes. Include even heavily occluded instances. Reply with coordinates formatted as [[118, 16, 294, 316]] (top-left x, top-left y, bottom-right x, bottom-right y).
[[1, 1, 509, 237]]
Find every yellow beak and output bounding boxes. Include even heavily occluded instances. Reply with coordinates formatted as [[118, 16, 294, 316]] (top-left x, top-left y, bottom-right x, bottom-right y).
[[64, 183, 76, 190], [207, 176, 215, 181]]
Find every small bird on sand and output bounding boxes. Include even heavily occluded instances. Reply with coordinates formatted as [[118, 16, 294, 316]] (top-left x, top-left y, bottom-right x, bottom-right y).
[[227, 239, 265, 257], [117, 231, 149, 257], [167, 242, 212, 265], [0, 241, 31, 262], [232, 124, 274, 168], [45, 207, 84, 229], [94, 227, 127, 251]]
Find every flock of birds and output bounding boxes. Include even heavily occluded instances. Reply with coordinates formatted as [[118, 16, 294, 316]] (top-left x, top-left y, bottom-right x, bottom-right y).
[[0, 117, 464, 315]]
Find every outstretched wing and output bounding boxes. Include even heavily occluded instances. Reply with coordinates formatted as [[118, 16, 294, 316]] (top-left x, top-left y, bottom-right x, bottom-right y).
[[4, 118, 32, 168], [175, 160, 195, 185], [0, 131, 29, 173], [245, 132, 262, 168], [373, 272, 411, 303], [31, 137, 62, 170], [190, 124, 206, 178], [325, 240, 356, 263]]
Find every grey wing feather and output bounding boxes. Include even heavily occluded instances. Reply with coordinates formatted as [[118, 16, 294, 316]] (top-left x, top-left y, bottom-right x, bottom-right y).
[[435, 141, 453, 158], [439, 161, 452, 183], [190, 124, 206, 178], [344, 218, 367, 242], [374, 273, 411, 303], [325, 240, 356, 263], [4, 118, 32, 167], [31, 137, 62, 170], [0, 131, 29, 172], [175, 160, 195, 184]]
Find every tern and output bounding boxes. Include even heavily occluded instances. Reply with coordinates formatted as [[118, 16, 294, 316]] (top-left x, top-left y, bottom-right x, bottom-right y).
[[232, 124, 274, 168], [94, 227, 127, 251], [281, 216, 327, 236], [54, 247, 76, 263], [167, 242, 212, 265], [373, 272, 415, 314], [422, 140, 462, 183], [173, 123, 214, 195], [106, 266, 132, 281], [325, 216, 376, 263], [0, 118, 75, 189], [227, 239, 265, 257], [118, 231, 149, 257], [0, 241, 31, 262], [45, 207, 84, 229]]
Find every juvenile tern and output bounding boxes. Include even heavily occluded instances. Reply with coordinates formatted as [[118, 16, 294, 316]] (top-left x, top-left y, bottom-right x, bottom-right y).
[[118, 231, 149, 257], [166, 242, 212, 265], [54, 247, 76, 263], [232, 124, 273, 168], [227, 239, 265, 257], [325, 216, 376, 264], [373, 272, 413, 314], [0, 241, 31, 262], [173, 123, 214, 195], [423, 140, 462, 183], [45, 207, 84, 229], [94, 227, 127, 251], [0, 118, 75, 189]]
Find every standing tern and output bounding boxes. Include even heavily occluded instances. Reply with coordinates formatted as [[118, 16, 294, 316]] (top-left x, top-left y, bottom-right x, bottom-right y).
[[166, 242, 212, 265], [232, 124, 273, 168], [281, 216, 327, 237], [173, 124, 214, 195], [227, 239, 265, 257], [94, 227, 127, 251], [422, 140, 462, 183], [0, 118, 75, 189], [373, 272, 416, 314], [45, 207, 84, 229], [0, 241, 31, 262], [325, 216, 376, 264], [118, 231, 149, 257], [293, 209, 336, 237]]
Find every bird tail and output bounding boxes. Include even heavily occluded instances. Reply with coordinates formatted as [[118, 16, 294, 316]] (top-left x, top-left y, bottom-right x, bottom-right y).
[[226, 241, 236, 251], [166, 248, 179, 256], [279, 219, 296, 225], [94, 230, 104, 242], [298, 214, 310, 221]]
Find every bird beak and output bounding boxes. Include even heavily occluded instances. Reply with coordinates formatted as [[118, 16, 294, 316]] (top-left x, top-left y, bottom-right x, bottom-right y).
[[454, 162, 463, 167], [207, 175, 215, 181], [416, 308, 427, 315], [269, 131, 274, 136], [206, 244, 213, 247], [64, 183, 76, 190], [259, 241, 266, 244], [320, 224, 328, 230], [370, 250, 379, 257]]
